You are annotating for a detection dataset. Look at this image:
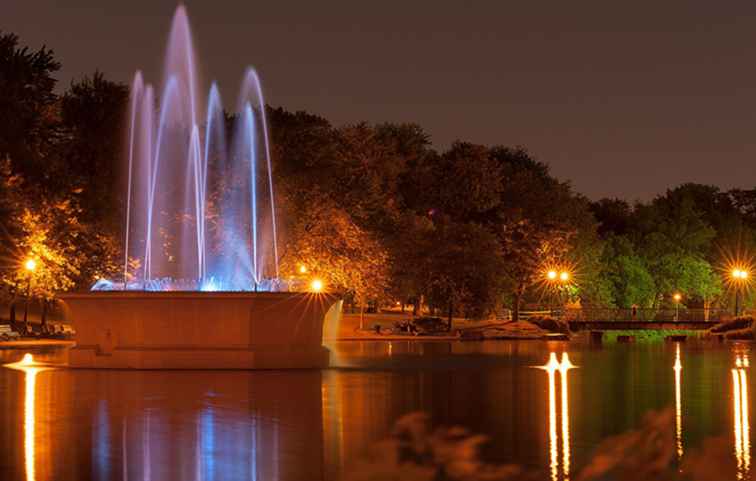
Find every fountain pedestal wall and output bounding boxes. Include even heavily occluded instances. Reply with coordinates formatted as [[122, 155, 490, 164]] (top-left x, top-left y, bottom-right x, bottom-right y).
[[58, 292, 338, 369]]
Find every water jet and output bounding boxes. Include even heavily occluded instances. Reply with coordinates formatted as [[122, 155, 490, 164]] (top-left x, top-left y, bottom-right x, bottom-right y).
[[61, 6, 339, 369]]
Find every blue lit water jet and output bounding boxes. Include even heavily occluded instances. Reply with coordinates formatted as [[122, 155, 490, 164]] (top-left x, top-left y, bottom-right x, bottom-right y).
[[108, 5, 280, 292]]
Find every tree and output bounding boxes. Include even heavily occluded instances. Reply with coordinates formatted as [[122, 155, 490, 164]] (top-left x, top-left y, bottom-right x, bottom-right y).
[[0, 158, 120, 317], [601, 235, 656, 308], [0, 32, 61, 183], [490, 147, 602, 317], [424, 221, 504, 327], [500, 219, 573, 321], [590, 198, 633, 237], [278, 194, 390, 317], [635, 196, 716, 303], [59, 71, 129, 227]]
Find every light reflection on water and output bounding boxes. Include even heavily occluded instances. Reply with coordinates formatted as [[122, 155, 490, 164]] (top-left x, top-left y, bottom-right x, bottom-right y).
[[674, 343, 683, 461], [0, 341, 752, 480], [733, 351, 751, 480], [538, 352, 574, 481]]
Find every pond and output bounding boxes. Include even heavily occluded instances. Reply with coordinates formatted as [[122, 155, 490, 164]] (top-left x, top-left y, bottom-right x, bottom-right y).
[[0, 339, 748, 480]]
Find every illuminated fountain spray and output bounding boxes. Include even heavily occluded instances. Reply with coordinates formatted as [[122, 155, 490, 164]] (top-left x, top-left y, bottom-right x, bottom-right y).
[[98, 5, 279, 292]]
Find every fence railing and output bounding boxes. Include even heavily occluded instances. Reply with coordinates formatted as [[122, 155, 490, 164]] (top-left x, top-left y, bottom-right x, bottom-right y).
[[561, 308, 731, 323]]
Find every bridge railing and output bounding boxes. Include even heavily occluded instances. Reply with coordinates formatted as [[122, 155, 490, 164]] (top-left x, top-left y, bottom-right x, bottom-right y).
[[562, 308, 730, 322]]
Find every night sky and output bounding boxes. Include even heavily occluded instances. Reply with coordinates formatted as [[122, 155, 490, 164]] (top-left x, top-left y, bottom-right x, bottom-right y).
[[5, 0, 756, 200]]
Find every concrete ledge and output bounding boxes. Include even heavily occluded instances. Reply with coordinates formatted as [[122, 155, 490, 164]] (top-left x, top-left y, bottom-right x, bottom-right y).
[[59, 291, 339, 369]]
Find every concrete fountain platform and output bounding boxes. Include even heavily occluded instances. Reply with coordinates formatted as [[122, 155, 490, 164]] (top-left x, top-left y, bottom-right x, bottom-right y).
[[58, 291, 339, 369]]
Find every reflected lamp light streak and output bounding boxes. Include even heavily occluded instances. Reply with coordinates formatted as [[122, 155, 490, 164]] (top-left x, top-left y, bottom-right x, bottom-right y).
[[538, 352, 576, 481], [559, 353, 574, 479], [733, 354, 751, 480], [673, 344, 683, 460], [5, 354, 53, 481]]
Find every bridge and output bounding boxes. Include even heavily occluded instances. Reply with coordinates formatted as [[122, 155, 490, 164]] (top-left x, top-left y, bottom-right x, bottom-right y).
[[568, 320, 717, 331], [521, 307, 730, 331]]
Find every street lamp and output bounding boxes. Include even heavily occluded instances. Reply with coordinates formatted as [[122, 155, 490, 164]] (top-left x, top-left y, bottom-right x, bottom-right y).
[[310, 278, 324, 293], [545, 268, 572, 317], [731, 268, 749, 317], [673, 293, 682, 321], [23, 258, 37, 327]]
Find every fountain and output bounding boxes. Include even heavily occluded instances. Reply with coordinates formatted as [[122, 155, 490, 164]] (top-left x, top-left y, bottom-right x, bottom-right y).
[[59, 6, 338, 369]]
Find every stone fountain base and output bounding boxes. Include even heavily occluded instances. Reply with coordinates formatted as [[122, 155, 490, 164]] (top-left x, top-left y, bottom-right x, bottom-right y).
[[58, 291, 339, 369]]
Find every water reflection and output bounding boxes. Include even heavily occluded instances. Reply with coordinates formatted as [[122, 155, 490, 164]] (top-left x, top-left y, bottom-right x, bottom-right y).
[[673, 343, 683, 460], [5, 355, 53, 481], [539, 352, 575, 481], [2, 342, 754, 481], [733, 352, 751, 479]]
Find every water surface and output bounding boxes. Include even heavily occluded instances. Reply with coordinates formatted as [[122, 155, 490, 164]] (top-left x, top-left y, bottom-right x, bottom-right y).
[[0, 340, 749, 480]]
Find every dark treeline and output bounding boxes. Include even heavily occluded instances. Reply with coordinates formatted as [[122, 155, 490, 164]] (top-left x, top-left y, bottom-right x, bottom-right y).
[[1, 32, 755, 319]]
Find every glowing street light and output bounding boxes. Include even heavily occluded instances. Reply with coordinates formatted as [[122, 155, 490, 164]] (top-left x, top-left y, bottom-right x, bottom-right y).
[[732, 268, 749, 280], [310, 278, 324, 293], [24, 259, 37, 272], [731, 267, 750, 317], [673, 293, 682, 321], [23, 257, 38, 326], [298, 264, 308, 274], [545, 268, 572, 318]]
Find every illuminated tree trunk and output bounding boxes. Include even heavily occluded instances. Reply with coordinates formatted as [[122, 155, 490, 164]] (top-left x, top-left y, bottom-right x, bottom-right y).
[[448, 297, 453, 332], [40, 299, 48, 326], [512, 283, 525, 322]]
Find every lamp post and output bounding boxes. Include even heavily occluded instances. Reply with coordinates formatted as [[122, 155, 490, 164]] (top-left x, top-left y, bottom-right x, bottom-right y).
[[673, 293, 681, 321], [731, 268, 749, 317], [23, 258, 37, 328], [546, 269, 571, 317]]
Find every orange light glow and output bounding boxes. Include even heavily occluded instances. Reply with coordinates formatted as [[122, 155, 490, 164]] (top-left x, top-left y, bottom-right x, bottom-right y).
[[674, 293, 682, 302], [5, 354, 52, 481], [24, 259, 36, 272], [298, 265, 308, 274], [732, 268, 749, 280], [538, 353, 576, 481], [310, 278, 324, 293], [547, 270, 558, 280], [674, 344, 683, 459], [559, 271, 570, 282], [733, 354, 751, 479]]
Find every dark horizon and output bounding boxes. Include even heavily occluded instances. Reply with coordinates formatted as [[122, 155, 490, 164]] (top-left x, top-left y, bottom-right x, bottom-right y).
[[5, 0, 756, 201]]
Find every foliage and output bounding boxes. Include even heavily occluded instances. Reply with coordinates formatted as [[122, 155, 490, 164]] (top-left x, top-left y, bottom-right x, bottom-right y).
[[343, 412, 527, 481], [0, 158, 120, 300], [0, 31, 60, 181], [0, 33, 125, 301], [499, 219, 573, 320], [59, 71, 129, 227], [2, 28, 755, 317], [424, 221, 504, 320], [278, 194, 390, 304], [601, 236, 656, 308]]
